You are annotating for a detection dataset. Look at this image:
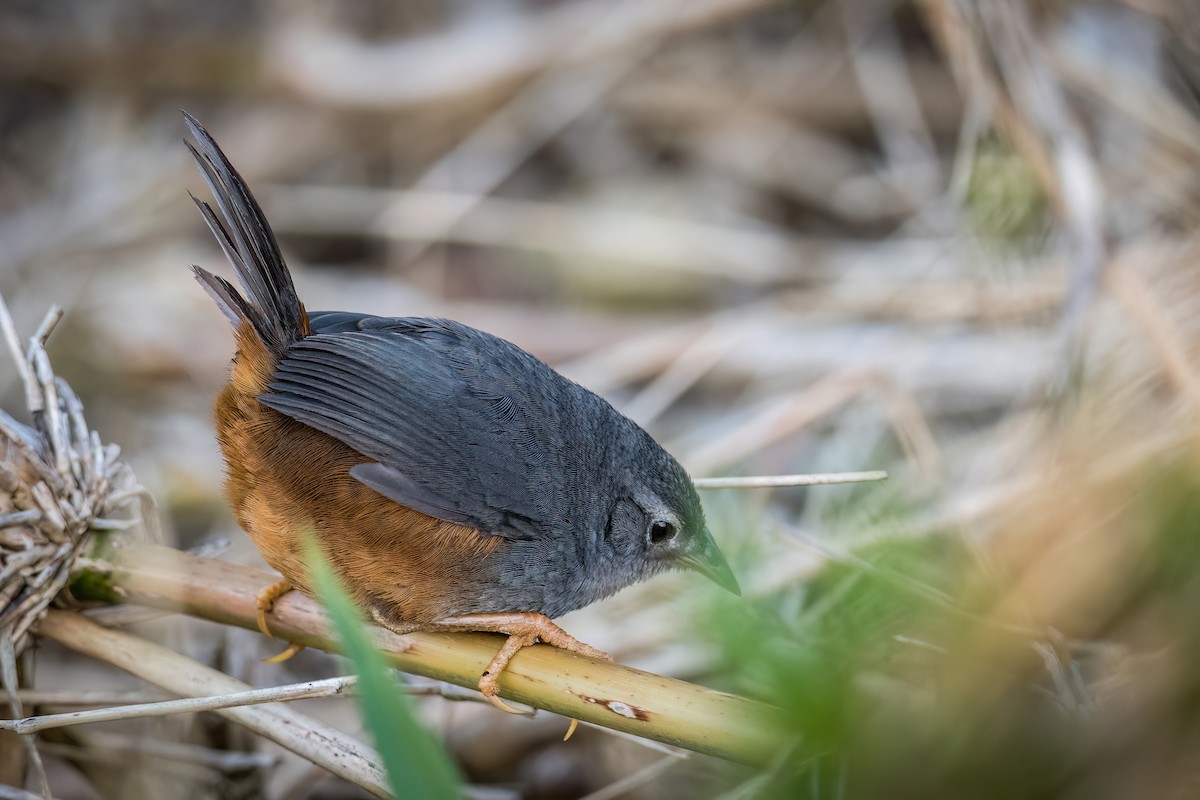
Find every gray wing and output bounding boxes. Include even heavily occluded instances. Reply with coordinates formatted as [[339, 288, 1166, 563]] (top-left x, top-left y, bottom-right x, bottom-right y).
[[260, 316, 590, 540]]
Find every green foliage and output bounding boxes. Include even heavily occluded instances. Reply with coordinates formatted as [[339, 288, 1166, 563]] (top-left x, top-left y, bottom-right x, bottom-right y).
[[303, 534, 461, 800], [713, 531, 975, 749], [705, 456, 1200, 799], [965, 139, 1051, 251]]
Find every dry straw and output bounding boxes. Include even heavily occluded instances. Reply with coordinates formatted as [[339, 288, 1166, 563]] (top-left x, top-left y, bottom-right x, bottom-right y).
[[0, 296, 158, 655]]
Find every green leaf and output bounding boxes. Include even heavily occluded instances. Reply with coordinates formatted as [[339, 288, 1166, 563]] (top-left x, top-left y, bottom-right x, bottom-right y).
[[302, 532, 461, 799]]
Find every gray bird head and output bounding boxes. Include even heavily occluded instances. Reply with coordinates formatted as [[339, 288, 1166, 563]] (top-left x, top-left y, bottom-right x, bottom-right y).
[[603, 429, 740, 596]]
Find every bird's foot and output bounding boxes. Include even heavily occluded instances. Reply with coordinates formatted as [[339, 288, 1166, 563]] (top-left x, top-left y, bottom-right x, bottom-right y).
[[437, 612, 611, 723], [255, 578, 305, 663]]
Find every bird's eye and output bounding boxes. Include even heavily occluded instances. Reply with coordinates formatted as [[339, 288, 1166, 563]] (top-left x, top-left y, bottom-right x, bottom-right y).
[[648, 520, 677, 544]]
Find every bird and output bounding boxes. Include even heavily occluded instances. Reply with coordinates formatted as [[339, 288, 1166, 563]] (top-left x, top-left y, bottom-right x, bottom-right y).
[[182, 111, 740, 713]]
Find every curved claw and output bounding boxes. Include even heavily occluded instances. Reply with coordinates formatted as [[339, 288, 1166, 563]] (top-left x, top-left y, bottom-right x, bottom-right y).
[[262, 642, 305, 664], [484, 692, 535, 716], [256, 606, 273, 640], [479, 662, 536, 715], [563, 718, 580, 741]]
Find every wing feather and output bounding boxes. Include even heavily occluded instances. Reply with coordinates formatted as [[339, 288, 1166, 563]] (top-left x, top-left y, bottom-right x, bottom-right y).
[[259, 317, 608, 540]]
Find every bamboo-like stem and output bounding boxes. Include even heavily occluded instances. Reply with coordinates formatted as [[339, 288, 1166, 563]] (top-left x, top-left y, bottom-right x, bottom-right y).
[[36, 611, 392, 799], [694, 470, 888, 489], [78, 544, 781, 765]]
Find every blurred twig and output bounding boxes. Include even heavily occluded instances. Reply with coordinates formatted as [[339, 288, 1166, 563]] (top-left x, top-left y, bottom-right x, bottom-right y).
[[270, 0, 776, 111], [694, 471, 887, 489], [41, 733, 278, 774], [1106, 267, 1200, 402], [577, 755, 680, 800], [0, 786, 58, 800], [266, 186, 796, 284]]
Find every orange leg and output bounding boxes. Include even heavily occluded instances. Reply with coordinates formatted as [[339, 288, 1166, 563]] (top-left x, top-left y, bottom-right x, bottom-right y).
[[437, 612, 611, 717], [255, 578, 305, 664]]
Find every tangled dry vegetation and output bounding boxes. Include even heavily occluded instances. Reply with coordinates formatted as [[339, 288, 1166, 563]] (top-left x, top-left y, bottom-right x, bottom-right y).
[[3, 0, 1200, 798]]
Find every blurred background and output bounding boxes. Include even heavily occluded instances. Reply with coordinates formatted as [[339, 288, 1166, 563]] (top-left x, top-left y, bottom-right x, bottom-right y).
[[4, 0, 1200, 798]]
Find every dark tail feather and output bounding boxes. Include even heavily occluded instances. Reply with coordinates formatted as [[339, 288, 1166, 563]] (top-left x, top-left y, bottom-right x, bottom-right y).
[[183, 111, 307, 353]]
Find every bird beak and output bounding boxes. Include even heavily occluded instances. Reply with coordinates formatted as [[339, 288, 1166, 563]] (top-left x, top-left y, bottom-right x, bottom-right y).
[[680, 528, 741, 596]]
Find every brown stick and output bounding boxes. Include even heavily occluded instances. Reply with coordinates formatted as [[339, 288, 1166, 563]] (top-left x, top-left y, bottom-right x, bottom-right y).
[[88, 544, 780, 765]]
